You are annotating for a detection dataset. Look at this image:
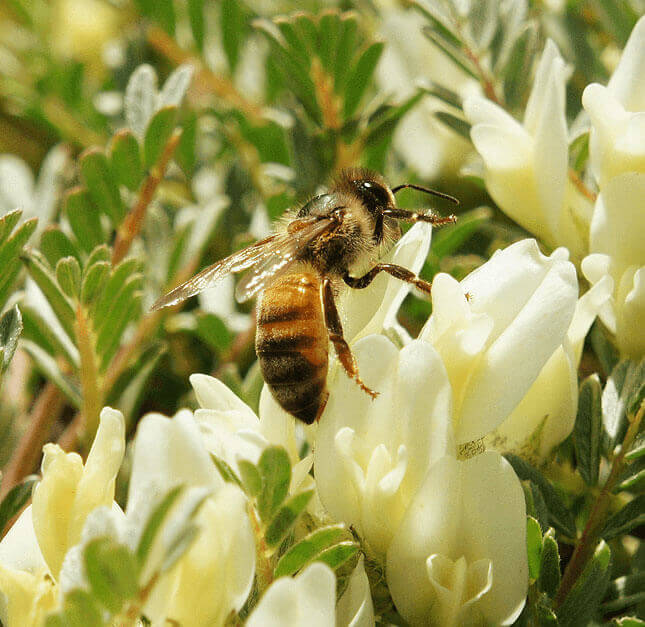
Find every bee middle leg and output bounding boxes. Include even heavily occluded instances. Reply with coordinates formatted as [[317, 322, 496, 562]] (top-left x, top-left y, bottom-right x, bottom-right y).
[[343, 263, 433, 295], [321, 277, 378, 399]]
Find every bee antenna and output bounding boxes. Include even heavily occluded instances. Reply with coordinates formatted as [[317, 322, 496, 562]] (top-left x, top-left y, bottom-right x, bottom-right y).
[[391, 183, 459, 205]]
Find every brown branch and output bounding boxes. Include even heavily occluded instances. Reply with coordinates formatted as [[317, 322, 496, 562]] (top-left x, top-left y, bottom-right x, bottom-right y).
[[146, 26, 264, 124], [112, 128, 183, 265], [554, 399, 645, 607], [0, 382, 65, 498]]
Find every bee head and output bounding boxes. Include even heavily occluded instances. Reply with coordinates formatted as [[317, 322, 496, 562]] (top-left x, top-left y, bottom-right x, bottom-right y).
[[349, 177, 395, 217]]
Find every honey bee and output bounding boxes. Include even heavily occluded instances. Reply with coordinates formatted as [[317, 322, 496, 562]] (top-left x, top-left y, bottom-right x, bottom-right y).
[[152, 168, 458, 424]]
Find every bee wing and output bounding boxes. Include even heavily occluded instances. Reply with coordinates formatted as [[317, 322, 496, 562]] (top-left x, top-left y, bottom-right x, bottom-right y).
[[234, 216, 336, 302], [151, 234, 279, 310], [151, 216, 335, 311]]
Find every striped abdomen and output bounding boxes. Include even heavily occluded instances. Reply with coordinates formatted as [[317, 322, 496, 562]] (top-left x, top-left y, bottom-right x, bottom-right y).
[[256, 273, 328, 424]]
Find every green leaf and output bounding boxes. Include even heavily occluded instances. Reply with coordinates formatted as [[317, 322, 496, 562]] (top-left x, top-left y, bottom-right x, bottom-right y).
[[144, 106, 178, 168], [318, 11, 341, 72], [0, 305, 23, 373], [363, 91, 425, 149], [501, 24, 536, 110], [188, 0, 205, 51], [522, 480, 549, 532], [590, 321, 619, 377], [557, 541, 611, 627], [176, 112, 197, 175], [538, 529, 561, 597], [21, 340, 82, 406], [333, 14, 358, 95], [601, 495, 645, 540], [0, 215, 38, 307], [195, 313, 232, 352], [603, 358, 645, 447], [79, 148, 126, 225], [505, 455, 576, 538], [109, 130, 144, 192], [433, 111, 472, 139], [468, 0, 498, 49], [92, 258, 142, 328], [343, 42, 384, 119], [56, 256, 82, 301], [84, 537, 139, 614], [64, 187, 105, 255], [265, 489, 314, 548], [40, 227, 82, 267], [221, 0, 247, 72], [626, 432, 645, 461], [96, 289, 142, 369], [136, 485, 184, 566], [21, 249, 76, 339], [526, 516, 542, 581], [257, 446, 292, 522], [570, 131, 590, 172], [573, 374, 602, 486], [21, 305, 79, 369], [602, 572, 645, 614], [47, 589, 104, 627], [238, 459, 262, 497], [421, 26, 478, 80], [275, 524, 347, 578], [0, 475, 37, 535], [617, 457, 645, 492], [211, 453, 244, 489], [160, 523, 200, 573], [419, 80, 462, 109], [81, 261, 110, 307], [315, 541, 359, 571], [86, 244, 111, 267]]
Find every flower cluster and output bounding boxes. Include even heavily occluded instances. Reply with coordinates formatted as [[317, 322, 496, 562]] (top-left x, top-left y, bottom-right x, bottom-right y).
[[465, 16, 645, 358]]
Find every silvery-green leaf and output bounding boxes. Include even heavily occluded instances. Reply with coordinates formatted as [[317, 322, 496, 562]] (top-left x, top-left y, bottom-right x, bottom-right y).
[[158, 64, 195, 109], [0, 304, 22, 372], [0, 155, 34, 214], [125, 64, 159, 137]]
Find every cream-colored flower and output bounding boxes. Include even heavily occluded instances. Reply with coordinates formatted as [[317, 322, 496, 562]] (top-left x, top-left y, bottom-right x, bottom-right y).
[[0, 407, 125, 625], [582, 172, 645, 357], [124, 410, 255, 625], [190, 373, 314, 493], [582, 16, 645, 187], [314, 335, 454, 557], [336, 557, 375, 627], [485, 270, 612, 463], [464, 41, 591, 260], [246, 562, 337, 627], [386, 452, 527, 627], [419, 239, 578, 444]]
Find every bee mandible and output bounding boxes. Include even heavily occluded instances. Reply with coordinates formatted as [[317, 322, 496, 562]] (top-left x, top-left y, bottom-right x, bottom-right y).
[[152, 168, 458, 424]]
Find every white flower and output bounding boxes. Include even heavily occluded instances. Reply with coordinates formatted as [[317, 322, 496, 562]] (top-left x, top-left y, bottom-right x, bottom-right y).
[[190, 373, 314, 492], [0, 145, 69, 234], [386, 452, 527, 626], [419, 239, 578, 443], [582, 172, 645, 357], [246, 562, 337, 627], [336, 557, 375, 627], [314, 335, 454, 557], [464, 41, 591, 260], [582, 16, 645, 187], [0, 408, 125, 625], [485, 266, 613, 463]]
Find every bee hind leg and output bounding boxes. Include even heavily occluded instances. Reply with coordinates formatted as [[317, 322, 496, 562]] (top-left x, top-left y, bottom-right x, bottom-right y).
[[321, 277, 378, 399]]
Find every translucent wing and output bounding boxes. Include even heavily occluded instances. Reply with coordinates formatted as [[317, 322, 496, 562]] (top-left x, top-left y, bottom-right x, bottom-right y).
[[151, 216, 334, 311], [234, 216, 334, 302]]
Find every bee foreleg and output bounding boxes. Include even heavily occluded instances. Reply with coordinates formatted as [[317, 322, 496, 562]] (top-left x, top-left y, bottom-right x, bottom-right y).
[[321, 277, 378, 399], [383, 208, 457, 227], [343, 264, 433, 295]]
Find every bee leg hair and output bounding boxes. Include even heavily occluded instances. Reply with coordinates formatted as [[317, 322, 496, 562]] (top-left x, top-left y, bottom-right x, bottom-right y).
[[321, 277, 378, 399]]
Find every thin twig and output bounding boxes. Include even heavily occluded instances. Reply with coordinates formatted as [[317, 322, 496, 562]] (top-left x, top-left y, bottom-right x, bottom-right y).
[[112, 128, 183, 265], [568, 168, 598, 203], [146, 26, 264, 124], [0, 382, 65, 498], [554, 399, 645, 607]]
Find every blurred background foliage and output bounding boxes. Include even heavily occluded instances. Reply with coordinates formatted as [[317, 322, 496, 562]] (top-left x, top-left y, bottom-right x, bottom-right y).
[[0, 0, 644, 622]]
